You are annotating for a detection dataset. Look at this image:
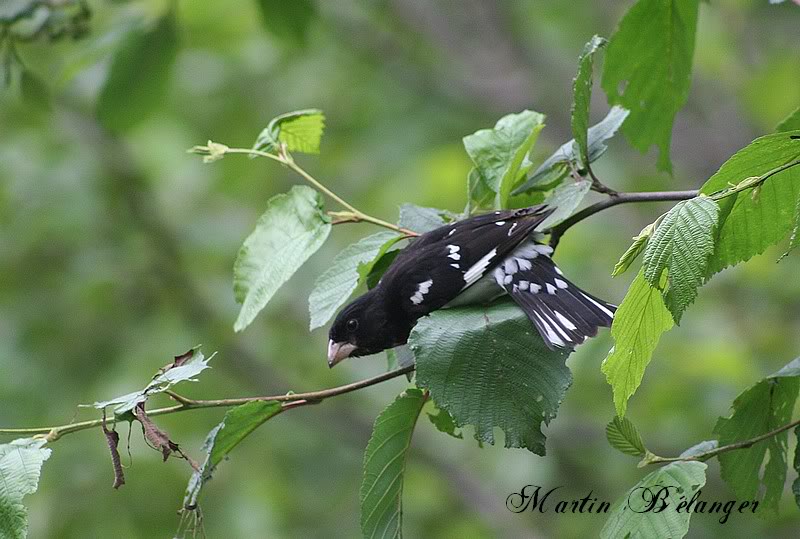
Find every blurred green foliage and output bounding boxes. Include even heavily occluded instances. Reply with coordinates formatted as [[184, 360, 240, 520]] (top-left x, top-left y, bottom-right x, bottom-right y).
[[1, 0, 800, 537]]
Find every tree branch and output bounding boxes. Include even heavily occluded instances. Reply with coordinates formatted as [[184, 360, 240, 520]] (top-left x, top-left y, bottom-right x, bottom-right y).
[[0, 365, 415, 443], [548, 156, 800, 248], [547, 190, 700, 248], [642, 417, 800, 466], [193, 145, 418, 237]]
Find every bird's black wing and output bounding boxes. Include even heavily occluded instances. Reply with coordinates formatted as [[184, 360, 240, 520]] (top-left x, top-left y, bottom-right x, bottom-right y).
[[378, 205, 554, 319], [491, 248, 616, 350]]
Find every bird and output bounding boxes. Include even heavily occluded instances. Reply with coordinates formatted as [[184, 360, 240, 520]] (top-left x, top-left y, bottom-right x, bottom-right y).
[[327, 204, 616, 367]]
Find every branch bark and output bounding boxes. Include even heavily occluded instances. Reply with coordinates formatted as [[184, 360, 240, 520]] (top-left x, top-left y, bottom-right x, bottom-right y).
[[643, 417, 800, 466], [547, 190, 700, 248], [0, 365, 416, 443]]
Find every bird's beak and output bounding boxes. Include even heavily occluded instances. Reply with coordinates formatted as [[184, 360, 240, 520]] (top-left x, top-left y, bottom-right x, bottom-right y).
[[327, 340, 357, 368]]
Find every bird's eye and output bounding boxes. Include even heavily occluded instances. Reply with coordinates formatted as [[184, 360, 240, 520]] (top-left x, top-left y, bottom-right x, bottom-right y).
[[346, 319, 359, 332]]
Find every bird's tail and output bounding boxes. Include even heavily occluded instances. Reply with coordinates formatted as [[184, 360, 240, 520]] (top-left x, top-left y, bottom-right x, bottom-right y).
[[494, 250, 615, 350]]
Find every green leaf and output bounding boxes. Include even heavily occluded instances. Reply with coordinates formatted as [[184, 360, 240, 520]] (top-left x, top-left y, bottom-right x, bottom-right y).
[[539, 179, 592, 229], [184, 401, 282, 509], [572, 35, 607, 169], [463, 110, 545, 210], [465, 168, 498, 214], [612, 223, 655, 277], [255, 0, 316, 47], [386, 349, 397, 371], [0, 438, 51, 539], [411, 299, 571, 455], [700, 131, 800, 275], [358, 236, 404, 281], [782, 194, 800, 260], [601, 0, 699, 172], [606, 416, 646, 457], [793, 426, 800, 509], [398, 204, 448, 234], [642, 196, 719, 323], [0, 1, 32, 22], [602, 270, 674, 417], [385, 346, 416, 376], [776, 107, 800, 132], [427, 404, 462, 440], [308, 231, 400, 330], [19, 69, 50, 109], [252, 109, 326, 155], [713, 358, 800, 512], [360, 388, 426, 539], [513, 106, 629, 195], [364, 249, 400, 290], [601, 462, 707, 539], [93, 346, 214, 416], [97, 13, 178, 132], [234, 186, 331, 332]]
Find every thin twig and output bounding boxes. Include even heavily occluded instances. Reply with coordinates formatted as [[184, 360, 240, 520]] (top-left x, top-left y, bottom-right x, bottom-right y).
[[0, 365, 416, 443], [549, 156, 800, 248], [547, 190, 700, 248], [584, 162, 618, 196], [708, 158, 800, 202], [221, 148, 418, 236], [643, 417, 800, 466]]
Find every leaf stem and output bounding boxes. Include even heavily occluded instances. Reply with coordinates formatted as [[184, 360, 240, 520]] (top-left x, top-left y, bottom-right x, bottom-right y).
[[220, 147, 417, 236], [641, 417, 800, 466], [0, 365, 416, 444], [708, 158, 800, 202]]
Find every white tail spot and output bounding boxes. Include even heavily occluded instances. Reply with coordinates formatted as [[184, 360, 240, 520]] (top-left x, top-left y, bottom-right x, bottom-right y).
[[554, 311, 577, 331], [582, 292, 615, 318], [533, 312, 564, 347]]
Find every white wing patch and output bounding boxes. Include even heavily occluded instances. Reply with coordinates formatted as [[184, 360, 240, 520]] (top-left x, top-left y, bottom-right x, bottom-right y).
[[410, 279, 433, 305], [463, 248, 497, 287], [507, 222, 518, 236], [446, 244, 461, 260], [503, 258, 518, 275]]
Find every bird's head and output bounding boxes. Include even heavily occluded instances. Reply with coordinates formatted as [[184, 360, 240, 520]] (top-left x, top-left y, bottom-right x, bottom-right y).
[[327, 290, 398, 367]]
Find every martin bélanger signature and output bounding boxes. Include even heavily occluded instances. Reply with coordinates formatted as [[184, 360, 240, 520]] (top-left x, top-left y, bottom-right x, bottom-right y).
[[506, 484, 759, 524]]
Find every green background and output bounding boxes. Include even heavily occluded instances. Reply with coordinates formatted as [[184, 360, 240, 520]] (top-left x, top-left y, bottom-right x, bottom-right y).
[[1, 0, 799, 537]]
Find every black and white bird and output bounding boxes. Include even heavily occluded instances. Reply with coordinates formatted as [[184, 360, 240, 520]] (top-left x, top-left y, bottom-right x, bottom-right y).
[[327, 205, 616, 367]]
